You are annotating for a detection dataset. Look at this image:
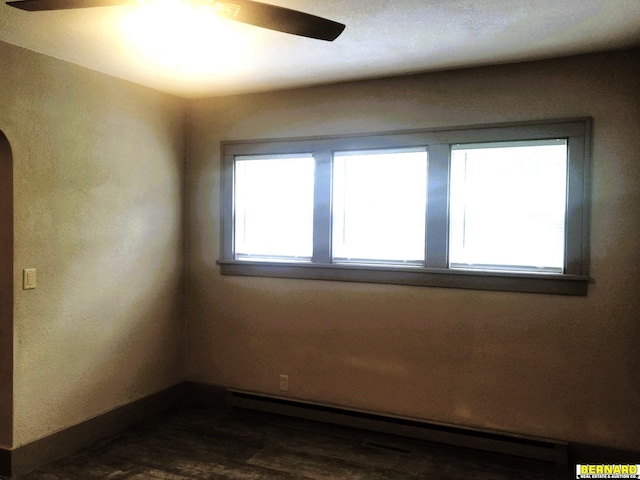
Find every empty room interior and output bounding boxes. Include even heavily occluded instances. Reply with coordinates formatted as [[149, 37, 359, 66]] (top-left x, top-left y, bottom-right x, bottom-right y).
[[1, 0, 640, 478]]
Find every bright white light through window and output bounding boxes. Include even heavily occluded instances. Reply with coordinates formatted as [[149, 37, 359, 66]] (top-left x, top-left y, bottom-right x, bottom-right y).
[[449, 140, 568, 272], [332, 149, 428, 264], [234, 155, 314, 260]]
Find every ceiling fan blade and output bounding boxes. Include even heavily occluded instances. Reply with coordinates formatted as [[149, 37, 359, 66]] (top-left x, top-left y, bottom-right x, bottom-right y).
[[213, 0, 345, 41], [7, 0, 131, 10], [6, 0, 346, 41]]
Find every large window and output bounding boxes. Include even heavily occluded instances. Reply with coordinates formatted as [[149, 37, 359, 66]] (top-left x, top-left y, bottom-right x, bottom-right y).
[[448, 140, 568, 272], [220, 119, 591, 295], [331, 148, 427, 265], [234, 154, 315, 261]]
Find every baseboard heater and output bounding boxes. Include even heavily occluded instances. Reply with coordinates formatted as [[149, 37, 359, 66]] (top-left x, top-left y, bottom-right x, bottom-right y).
[[226, 389, 567, 466]]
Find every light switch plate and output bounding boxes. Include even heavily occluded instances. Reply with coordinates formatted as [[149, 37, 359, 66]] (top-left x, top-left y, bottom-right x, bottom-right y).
[[23, 268, 36, 290]]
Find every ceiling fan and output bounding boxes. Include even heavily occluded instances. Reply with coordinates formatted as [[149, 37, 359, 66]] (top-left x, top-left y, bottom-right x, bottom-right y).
[[5, 0, 346, 41]]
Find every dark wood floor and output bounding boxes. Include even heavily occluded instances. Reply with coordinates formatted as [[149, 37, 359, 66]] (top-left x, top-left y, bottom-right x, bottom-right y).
[[18, 405, 570, 479]]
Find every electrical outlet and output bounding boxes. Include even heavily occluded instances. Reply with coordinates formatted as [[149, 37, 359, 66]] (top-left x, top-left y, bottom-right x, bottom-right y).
[[279, 374, 289, 392]]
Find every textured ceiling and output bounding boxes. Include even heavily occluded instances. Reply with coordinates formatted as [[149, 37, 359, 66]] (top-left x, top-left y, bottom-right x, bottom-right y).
[[2, 0, 640, 98]]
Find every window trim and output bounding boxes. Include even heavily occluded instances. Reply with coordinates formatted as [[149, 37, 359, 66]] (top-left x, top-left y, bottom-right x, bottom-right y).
[[219, 119, 592, 295]]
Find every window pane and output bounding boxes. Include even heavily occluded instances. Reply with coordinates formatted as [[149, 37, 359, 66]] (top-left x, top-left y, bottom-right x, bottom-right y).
[[332, 148, 428, 265], [234, 155, 314, 260], [449, 140, 567, 272]]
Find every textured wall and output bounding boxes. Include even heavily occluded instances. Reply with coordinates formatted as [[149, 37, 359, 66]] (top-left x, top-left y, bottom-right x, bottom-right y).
[[0, 40, 186, 447], [186, 49, 640, 450]]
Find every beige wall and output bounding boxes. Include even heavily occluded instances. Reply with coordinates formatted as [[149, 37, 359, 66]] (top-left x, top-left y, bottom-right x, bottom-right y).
[[0, 40, 186, 447], [2, 38, 638, 453], [186, 49, 640, 450]]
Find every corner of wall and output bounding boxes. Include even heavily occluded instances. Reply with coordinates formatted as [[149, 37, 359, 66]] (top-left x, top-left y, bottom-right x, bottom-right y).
[[0, 130, 14, 451]]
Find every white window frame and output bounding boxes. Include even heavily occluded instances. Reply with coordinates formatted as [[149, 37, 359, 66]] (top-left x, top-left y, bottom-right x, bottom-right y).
[[219, 119, 592, 295]]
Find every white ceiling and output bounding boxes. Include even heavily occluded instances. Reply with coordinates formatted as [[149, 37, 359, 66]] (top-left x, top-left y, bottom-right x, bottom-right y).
[[1, 0, 640, 98]]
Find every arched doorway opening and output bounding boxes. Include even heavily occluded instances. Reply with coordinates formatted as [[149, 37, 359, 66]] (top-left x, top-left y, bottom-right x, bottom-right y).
[[0, 130, 13, 451]]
